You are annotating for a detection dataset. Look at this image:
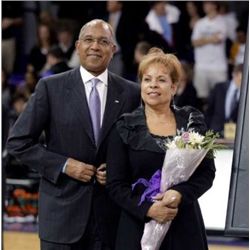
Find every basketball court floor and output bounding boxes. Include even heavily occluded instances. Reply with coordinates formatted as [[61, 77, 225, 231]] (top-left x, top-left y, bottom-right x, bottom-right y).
[[3, 231, 249, 250]]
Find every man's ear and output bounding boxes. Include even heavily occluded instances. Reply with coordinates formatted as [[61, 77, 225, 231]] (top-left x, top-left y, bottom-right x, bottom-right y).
[[75, 40, 80, 54], [112, 44, 117, 54]]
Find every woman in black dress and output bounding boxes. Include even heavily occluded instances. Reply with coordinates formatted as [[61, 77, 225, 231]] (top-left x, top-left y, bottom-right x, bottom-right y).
[[107, 48, 215, 250]]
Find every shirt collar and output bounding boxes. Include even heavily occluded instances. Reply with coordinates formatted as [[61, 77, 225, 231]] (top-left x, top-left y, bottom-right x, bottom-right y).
[[229, 80, 239, 92], [80, 66, 108, 86]]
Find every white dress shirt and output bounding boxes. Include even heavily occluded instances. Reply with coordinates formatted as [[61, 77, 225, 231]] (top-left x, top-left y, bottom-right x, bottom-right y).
[[62, 67, 108, 173], [80, 66, 108, 126]]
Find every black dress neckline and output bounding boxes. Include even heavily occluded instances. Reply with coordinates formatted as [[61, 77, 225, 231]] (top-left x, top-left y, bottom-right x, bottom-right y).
[[115, 105, 206, 153]]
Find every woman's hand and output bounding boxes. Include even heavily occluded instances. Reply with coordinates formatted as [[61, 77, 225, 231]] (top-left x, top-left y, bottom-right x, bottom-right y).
[[147, 190, 182, 223], [146, 200, 178, 224], [162, 189, 182, 208], [152, 190, 182, 208]]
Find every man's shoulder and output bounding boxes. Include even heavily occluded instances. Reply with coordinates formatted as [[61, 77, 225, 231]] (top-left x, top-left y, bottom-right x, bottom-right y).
[[35, 69, 79, 95], [38, 69, 80, 92], [41, 68, 77, 83]]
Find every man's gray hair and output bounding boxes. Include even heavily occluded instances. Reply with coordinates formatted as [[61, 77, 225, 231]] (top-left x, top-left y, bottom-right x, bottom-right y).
[[78, 19, 115, 42]]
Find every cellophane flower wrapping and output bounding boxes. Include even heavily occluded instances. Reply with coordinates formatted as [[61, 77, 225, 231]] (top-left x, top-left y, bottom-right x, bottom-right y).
[[141, 148, 208, 250]]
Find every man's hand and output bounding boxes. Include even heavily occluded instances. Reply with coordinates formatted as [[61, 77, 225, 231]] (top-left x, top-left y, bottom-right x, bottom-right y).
[[96, 163, 106, 185], [192, 32, 223, 47], [65, 158, 96, 182]]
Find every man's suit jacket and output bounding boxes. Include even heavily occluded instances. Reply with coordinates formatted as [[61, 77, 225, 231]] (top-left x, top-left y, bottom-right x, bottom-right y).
[[7, 68, 141, 246], [206, 81, 239, 135]]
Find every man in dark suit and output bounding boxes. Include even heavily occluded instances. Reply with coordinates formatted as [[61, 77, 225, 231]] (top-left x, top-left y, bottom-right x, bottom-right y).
[[206, 64, 243, 136], [7, 19, 140, 250]]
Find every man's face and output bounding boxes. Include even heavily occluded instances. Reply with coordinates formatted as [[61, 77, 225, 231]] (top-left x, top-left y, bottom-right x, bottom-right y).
[[58, 31, 72, 45], [154, 2, 166, 16], [75, 22, 116, 76], [203, 2, 217, 15], [107, 1, 122, 13]]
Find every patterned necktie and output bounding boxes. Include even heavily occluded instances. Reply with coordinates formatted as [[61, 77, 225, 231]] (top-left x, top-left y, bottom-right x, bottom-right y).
[[89, 78, 101, 144]]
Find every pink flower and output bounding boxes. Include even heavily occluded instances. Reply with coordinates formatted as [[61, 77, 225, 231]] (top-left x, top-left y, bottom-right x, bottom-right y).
[[181, 132, 190, 143]]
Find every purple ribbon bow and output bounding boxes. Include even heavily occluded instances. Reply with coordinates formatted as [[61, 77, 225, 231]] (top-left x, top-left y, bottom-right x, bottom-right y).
[[132, 170, 161, 205]]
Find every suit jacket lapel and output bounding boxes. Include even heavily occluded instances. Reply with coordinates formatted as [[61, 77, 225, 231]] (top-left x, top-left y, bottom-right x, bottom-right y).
[[66, 68, 95, 145], [98, 73, 126, 147]]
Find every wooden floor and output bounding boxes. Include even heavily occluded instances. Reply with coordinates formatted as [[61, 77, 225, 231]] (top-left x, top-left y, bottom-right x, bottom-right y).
[[3, 232, 249, 250]]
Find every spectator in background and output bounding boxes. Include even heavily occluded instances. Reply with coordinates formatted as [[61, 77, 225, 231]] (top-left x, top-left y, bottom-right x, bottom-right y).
[[192, 1, 228, 109], [2, 69, 12, 111], [2, 2, 23, 74], [205, 64, 243, 137], [230, 26, 247, 66], [39, 9, 57, 28], [218, 2, 239, 76], [109, 2, 151, 80], [8, 93, 28, 128], [16, 70, 38, 99], [5, 92, 33, 181], [145, 1, 180, 49], [133, 41, 151, 82], [40, 46, 71, 77], [67, 49, 81, 69], [106, 1, 124, 76], [218, 2, 238, 42], [134, 41, 151, 65], [56, 20, 80, 69], [186, 1, 203, 30], [57, 20, 76, 62], [175, 1, 203, 62], [174, 61, 200, 110], [27, 22, 57, 74]]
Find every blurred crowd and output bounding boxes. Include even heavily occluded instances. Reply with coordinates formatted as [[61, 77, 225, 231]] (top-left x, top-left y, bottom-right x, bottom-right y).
[[2, 1, 248, 148]]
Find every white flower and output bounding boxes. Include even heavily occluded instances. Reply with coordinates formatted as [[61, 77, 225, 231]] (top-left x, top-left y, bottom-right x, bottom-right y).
[[189, 132, 204, 145], [174, 136, 182, 142], [166, 140, 177, 149]]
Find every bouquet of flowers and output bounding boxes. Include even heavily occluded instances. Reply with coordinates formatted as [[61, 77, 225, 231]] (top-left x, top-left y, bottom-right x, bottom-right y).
[[138, 130, 221, 250]]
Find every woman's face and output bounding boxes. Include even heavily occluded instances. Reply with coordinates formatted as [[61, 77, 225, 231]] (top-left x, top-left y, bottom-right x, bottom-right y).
[[186, 2, 198, 17], [38, 25, 50, 40], [141, 63, 177, 109]]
